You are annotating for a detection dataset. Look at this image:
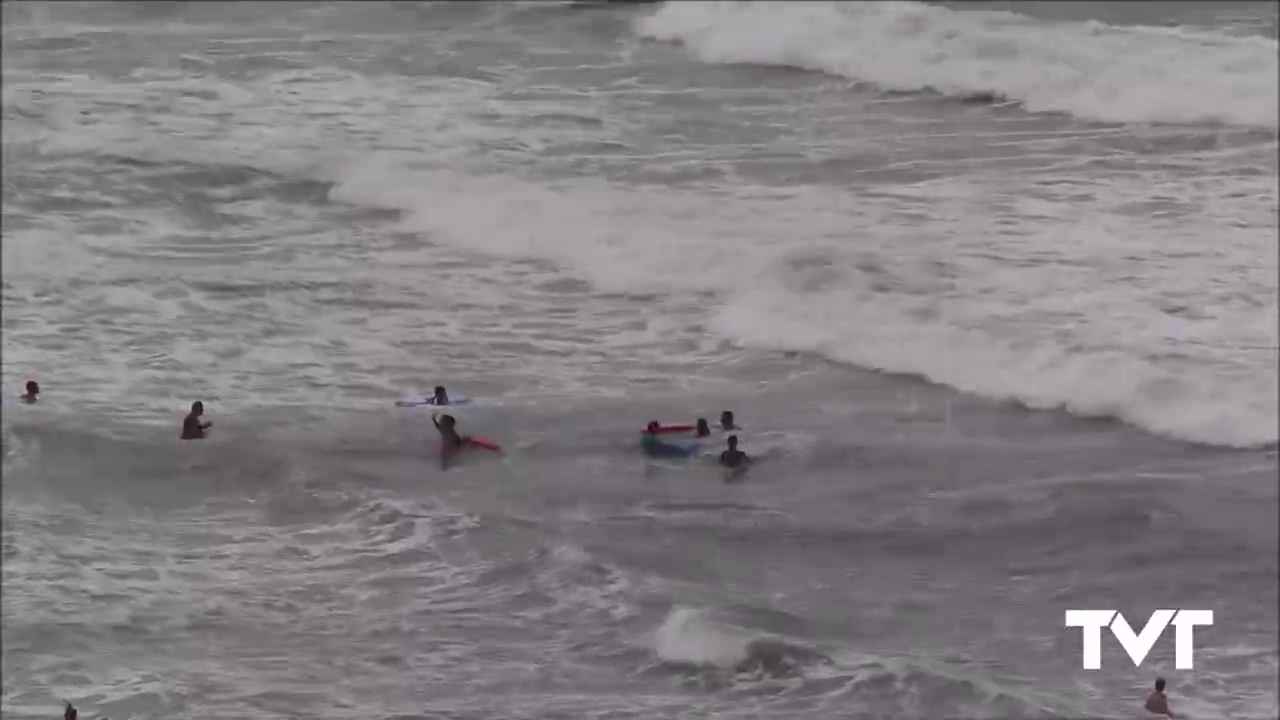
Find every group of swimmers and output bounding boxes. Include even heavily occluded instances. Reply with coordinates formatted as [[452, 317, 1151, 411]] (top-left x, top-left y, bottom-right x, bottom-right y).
[[12, 379, 213, 443], [30, 383, 1181, 718], [417, 386, 751, 472], [14, 381, 218, 449], [642, 410, 750, 470], [47, 382, 749, 474]]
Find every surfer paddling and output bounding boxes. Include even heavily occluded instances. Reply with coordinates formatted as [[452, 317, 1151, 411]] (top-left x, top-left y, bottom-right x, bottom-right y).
[[431, 385, 450, 405], [181, 401, 212, 440], [1144, 677, 1175, 718]]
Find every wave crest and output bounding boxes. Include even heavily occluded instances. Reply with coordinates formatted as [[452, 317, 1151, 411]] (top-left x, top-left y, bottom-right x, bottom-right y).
[[637, 1, 1279, 128]]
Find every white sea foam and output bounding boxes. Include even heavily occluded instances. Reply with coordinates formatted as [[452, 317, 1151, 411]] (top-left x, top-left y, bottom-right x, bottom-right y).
[[4, 3, 1274, 447], [327, 158, 1277, 448], [654, 606, 748, 666], [636, 1, 1279, 128]]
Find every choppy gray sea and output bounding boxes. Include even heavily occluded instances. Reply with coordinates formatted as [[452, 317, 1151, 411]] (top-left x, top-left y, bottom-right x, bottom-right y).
[[3, 2, 1277, 718]]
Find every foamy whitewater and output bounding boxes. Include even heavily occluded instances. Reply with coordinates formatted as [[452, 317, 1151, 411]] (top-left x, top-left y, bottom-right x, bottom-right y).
[[2, 2, 1277, 719]]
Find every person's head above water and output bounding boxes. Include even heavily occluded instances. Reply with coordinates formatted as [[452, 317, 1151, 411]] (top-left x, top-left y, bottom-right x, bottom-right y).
[[440, 413, 456, 428], [190, 400, 204, 416], [646, 421, 660, 434], [726, 434, 738, 449], [1154, 678, 1165, 692], [433, 385, 448, 402], [719, 411, 735, 428], [21, 380, 39, 402], [695, 418, 710, 436]]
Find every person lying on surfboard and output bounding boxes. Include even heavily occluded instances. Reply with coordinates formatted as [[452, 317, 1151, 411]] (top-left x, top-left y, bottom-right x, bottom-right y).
[[641, 421, 693, 457], [645, 417, 715, 438], [643, 420, 711, 436]]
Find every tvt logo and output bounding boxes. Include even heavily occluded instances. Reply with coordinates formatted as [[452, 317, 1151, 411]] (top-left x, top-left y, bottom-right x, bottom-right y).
[[1065, 609, 1214, 669]]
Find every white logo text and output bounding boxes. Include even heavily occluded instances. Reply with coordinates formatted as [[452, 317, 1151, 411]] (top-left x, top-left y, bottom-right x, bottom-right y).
[[1064, 609, 1213, 669]]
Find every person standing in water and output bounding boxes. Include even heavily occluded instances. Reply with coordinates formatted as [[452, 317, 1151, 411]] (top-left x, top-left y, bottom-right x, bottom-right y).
[[1144, 677, 1174, 717], [432, 412, 463, 468], [20, 380, 39, 404], [719, 435, 749, 469], [181, 401, 212, 440], [694, 418, 711, 437], [719, 411, 738, 431]]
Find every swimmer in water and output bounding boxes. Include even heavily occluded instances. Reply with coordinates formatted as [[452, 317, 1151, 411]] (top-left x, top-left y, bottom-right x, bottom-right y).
[[1144, 677, 1174, 717], [64, 702, 77, 720], [695, 418, 711, 437], [180, 401, 212, 440], [719, 434, 749, 469], [432, 412, 463, 468], [432, 385, 450, 405], [20, 380, 39, 404], [719, 411, 738, 431]]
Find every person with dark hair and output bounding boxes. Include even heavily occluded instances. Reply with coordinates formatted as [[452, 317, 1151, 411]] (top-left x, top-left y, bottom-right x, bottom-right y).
[[20, 380, 39, 404], [694, 418, 711, 437], [431, 386, 450, 405], [1144, 677, 1174, 717], [181, 401, 212, 440], [432, 412, 463, 468], [719, 435, 749, 469], [719, 410, 739, 431]]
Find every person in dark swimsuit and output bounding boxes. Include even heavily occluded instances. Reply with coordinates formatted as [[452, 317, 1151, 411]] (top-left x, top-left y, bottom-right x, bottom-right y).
[[719, 435, 749, 469], [719, 411, 738, 431], [432, 412, 463, 468], [20, 380, 39, 404], [695, 418, 711, 437], [181, 401, 212, 440]]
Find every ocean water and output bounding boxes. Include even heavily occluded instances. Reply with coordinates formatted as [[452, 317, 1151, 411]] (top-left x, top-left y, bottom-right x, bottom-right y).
[[2, 1, 1276, 718]]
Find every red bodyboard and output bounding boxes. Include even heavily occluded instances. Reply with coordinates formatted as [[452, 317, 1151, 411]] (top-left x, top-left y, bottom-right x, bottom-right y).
[[640, 424, 694, 435], [463, 435, 502, 453]]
